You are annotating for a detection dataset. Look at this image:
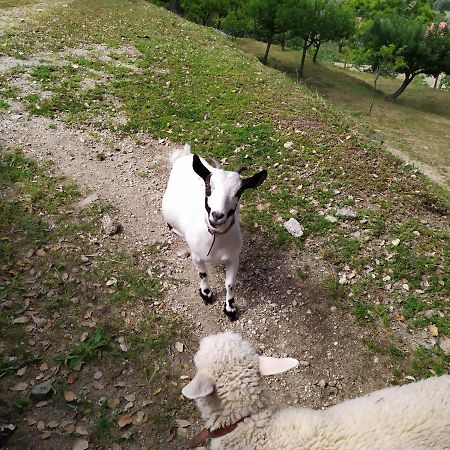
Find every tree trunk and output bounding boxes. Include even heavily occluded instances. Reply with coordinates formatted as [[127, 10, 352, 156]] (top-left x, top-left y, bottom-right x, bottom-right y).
[[312, 42, 321, 63], [388, 73, 415, 101], [281, 33, 286, 51], [298, 39, 309, 76], [369, 69, 380, 116], [433, 74, 440, 89], [262, 34, 273, 65], [169, 0, 182, 16]]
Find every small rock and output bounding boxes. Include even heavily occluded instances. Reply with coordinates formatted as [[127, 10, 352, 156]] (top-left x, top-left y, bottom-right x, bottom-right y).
[[77, 193, 98, 209], [283, 218, 304, 238], [176, 250, 190, 259], [317, 379, 327, 388], [439, 338, 450, 355], [298, 360, 310, 367], [391, 239, 400, 247], [336, 208, 357, 219], [325, 215, 337, 223], [175, 342, 184, 353], [101, 214, 123, 236], [30, 379, 54, 401]]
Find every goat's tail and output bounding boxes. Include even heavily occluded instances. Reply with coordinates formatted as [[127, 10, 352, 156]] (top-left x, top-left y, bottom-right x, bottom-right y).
[[170, 143, 191, 166]]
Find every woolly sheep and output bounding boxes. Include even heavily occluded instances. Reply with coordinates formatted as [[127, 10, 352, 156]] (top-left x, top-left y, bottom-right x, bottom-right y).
[[182, 332, 450, 449], [162, 145, 267, 320]]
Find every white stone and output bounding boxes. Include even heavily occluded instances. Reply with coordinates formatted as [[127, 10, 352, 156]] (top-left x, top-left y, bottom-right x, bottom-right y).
[[283, 218, 304, 238]]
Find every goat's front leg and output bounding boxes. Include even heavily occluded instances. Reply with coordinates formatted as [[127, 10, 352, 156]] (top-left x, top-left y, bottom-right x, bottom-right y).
[[193, 258, 213, 304], [224, 258, 239, 321]]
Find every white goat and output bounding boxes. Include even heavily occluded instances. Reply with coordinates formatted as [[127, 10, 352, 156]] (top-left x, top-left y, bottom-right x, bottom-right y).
[[183, 332, 450, 449], [162, 145, 267, 320]]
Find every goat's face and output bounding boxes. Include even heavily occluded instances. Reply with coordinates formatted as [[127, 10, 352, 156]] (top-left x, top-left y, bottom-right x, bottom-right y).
[[193, 154, 267, 230]]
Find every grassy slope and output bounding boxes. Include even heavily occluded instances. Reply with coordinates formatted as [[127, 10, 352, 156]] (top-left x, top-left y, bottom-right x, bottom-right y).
[[236, 38, 450, 183], [0, 0, 448, 370]]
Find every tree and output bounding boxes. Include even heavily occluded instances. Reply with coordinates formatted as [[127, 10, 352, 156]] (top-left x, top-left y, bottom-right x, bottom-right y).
[[311, 1, 355, 63], [361, 16, 450, 100], [170, 0, 183, 15], [247, 0, 288, 64], [181, 0, 238, 26], [222, 7, 253, 38], [282, 0, 354, 75], [347, 0, 436, 22]]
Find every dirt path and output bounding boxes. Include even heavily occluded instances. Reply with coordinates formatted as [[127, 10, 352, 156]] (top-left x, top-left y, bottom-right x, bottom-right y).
[[0, 108, 396, 412]]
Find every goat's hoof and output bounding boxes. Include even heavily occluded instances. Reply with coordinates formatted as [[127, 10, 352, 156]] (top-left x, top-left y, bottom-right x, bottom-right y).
[[223, 306, 238, 321], [199, 288, 214, 305], [167, 223, 173, 231]]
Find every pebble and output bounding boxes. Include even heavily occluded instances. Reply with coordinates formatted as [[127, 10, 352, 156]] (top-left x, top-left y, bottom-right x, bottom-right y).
[[325, 215, 337, 223], [30, 379, 55, 401], [298, 360, 310, 367], [317, 379, 327, 388], [439, 338, 450, 355], [283, 218, 304, 238], [336, 208, 357, 219]]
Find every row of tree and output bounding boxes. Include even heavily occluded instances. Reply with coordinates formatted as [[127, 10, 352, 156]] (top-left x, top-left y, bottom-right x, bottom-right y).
[[155, 0, 450, 100]]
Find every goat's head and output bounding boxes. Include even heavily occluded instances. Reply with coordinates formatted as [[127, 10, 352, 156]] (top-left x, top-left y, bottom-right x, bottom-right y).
[[192, 154, 267, 230]]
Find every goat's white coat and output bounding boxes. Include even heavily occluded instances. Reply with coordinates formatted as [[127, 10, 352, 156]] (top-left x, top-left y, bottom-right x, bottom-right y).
[[162, 145, 267, 318], [162, 145, 243, 264], [184, 332, 450, 449]]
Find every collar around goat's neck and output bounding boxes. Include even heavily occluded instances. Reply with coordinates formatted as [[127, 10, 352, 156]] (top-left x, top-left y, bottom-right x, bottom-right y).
[[187, 415, 249, 449], [205, 215, 236, 257]]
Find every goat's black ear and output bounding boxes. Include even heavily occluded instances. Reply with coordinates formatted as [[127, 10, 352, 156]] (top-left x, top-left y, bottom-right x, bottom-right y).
[[193, 154, 211, 181], [237, 170, 267, 196]]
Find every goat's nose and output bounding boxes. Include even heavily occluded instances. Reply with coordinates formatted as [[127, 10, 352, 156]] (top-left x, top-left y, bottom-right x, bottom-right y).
[[211, 211, 224, 221]]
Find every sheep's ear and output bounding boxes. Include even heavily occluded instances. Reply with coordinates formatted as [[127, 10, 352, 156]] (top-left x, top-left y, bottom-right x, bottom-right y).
[[193, 154, 211, 181], [259, 356, 298, 376], [182, 373, 215, 399], [237, 170, 267, 196]]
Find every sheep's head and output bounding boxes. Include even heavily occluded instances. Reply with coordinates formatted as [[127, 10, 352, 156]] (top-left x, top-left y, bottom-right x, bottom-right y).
[[193, 154, 267, 230], [182, 332, 298, 424]]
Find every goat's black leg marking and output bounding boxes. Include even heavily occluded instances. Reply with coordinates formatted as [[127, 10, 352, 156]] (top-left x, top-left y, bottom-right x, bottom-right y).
[[194, 260, 213, 305], [167, 223, 173, 231], [223, 298, 238, 321], [199, 288, 214, 305], [224, 259, 239, 320]]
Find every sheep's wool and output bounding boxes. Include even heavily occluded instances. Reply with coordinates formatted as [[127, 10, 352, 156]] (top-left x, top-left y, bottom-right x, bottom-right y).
[[192, 333, 450, 450]]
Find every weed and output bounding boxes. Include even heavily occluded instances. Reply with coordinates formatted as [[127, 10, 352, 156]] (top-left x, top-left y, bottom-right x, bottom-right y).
[[62, 328, 110, 370], [322, 274, 347, 304], [295, 267, 308, 279], [410, 346, 449, 378]]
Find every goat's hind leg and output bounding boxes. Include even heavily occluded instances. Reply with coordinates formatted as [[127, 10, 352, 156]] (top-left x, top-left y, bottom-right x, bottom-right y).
[[224, 258, 239, 321], [193, 258, 213, 304]]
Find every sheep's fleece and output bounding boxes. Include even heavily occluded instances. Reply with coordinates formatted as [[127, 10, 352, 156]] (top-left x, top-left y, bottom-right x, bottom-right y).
[[183, 332, 450, 449]]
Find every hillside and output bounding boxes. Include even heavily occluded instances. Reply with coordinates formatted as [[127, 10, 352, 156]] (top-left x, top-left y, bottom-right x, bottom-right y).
[[0, 0, 449, 448], [235, 38, 450, 188]]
